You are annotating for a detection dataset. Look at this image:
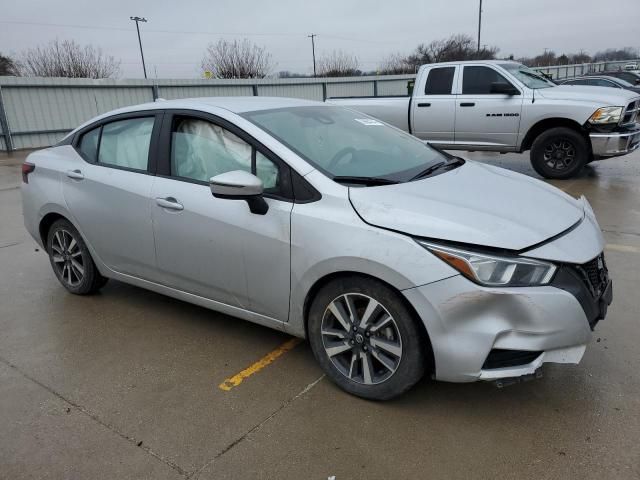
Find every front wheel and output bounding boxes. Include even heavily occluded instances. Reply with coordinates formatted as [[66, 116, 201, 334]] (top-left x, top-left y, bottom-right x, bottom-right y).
[[308, 276, 429, 400], [530, 127, 589, 179]]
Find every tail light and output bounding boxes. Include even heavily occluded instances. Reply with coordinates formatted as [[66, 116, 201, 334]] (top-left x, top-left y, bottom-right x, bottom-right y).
[[21, 162, 35, 183]]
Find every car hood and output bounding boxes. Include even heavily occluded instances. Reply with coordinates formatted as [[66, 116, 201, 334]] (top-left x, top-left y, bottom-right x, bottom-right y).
[[349, 161, 584, 251], [538, 85, 638, 105]]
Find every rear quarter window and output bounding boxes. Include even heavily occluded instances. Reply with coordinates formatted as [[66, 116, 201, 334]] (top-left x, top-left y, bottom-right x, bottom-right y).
[[78, 127, 101, 162]]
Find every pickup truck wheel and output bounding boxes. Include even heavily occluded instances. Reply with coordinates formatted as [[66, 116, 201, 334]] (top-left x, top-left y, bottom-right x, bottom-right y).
[[530, 127, 588, 179]]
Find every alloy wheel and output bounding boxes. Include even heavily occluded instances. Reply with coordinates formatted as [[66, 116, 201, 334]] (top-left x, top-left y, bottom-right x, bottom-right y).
[[543, 139, 576, 171], [50, 229, 84, 287], [321, 293, 403, 385]]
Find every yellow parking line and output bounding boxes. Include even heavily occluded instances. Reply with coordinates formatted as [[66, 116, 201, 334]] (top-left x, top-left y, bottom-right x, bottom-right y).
[[218, 337, 303, 391], [606, 243, 640, 254]]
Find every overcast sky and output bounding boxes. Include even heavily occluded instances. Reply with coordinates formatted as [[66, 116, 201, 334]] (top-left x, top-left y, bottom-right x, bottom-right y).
[[1, 0, 639, 78]]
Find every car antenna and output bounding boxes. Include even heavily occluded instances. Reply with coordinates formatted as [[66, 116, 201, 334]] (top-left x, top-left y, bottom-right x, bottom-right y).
[[532, 87, 536, 104]]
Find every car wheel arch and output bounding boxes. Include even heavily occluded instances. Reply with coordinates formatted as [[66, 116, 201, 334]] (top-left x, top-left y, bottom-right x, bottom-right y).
[[520, 117, 590, 153], [39, 211, 69, 250], [38, 210, 107, 276]]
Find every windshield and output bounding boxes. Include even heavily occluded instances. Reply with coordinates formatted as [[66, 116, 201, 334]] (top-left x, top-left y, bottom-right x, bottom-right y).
[[242, 106, 445, 183], [500, 63, 555, 89]]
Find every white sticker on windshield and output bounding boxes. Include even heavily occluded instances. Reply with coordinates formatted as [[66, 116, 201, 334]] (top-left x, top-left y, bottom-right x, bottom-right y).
[[354, 118, 384, 126]]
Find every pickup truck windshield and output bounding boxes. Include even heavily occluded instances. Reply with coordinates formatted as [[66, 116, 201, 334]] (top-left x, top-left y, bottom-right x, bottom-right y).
[[500, 63, 555, 89], [242, 106, 445, 183]]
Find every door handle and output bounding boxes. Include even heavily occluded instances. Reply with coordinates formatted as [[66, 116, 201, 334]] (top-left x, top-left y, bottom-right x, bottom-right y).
[[156, 197, 184, 211], [417, 102, 431, 107], [66, 169, 84, 180], [460, 102, 476, 107]]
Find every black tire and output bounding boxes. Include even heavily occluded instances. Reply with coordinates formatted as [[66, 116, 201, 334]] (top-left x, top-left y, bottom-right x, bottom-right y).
[[307, 276, 429, 400], [46, 219, 108, 295], [530, 127, 589, 179]]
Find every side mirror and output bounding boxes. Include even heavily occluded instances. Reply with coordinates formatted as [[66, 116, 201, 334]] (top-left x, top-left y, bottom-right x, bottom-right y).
[[209, 170, 269, 215], [490, 82, 520, 95]]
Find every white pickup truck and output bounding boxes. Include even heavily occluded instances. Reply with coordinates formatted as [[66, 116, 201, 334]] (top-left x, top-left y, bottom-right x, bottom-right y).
[[329, 60, 640, 179]]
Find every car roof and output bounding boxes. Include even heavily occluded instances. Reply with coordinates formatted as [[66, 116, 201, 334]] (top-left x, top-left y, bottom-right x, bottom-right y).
[[59, 96, 327, 143], [419, 60, 520, 68], [109, 96, 323, 116], [564, 76, 619, 81]]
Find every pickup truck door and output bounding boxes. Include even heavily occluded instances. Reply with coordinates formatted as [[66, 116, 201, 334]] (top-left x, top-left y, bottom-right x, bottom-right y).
[[454, 65, 523, 148], [411, 65, 458, 144]]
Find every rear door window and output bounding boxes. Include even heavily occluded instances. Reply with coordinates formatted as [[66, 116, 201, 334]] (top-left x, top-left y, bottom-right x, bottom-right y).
[[98, 117, 155, 171], [424, 67, 456, 95]]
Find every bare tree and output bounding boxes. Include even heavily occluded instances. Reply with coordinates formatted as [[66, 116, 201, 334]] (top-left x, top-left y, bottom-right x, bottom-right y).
[[520, 50, 594, 67], [593, 47, 639, 62], [404, 34, 498, 68], [19, 39, 120, 78], [378, 53, 414, 74], [317, 50, 359, 77], [201, 39, 272, 79], [0, 53, 19, 76]]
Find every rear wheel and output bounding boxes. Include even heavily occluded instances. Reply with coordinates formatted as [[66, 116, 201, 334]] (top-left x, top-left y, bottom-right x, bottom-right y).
[[46, 219, 108, 295], [530, 127, 588, 179], [308, 276, 428, 400]]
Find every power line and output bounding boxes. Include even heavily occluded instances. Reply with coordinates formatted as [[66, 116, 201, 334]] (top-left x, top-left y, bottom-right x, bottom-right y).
[[0, 20, 402, 44]]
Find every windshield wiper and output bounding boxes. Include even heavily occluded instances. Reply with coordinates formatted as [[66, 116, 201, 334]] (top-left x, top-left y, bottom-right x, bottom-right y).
[[410, 158, 464, 181], [518, 70, 554, 85], [332, 176, 398, 186]]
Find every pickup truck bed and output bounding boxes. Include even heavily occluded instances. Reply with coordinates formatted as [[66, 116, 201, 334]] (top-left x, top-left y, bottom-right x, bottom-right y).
[[329, 96, 411, 133]]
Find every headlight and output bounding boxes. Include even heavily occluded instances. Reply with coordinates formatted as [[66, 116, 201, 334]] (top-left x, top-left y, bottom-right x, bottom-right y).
[[588, 106, 623, 124], [417, 241, 557, 287]]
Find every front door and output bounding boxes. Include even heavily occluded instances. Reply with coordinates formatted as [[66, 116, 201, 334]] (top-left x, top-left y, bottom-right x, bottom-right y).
[[454, 65, 524, 148], [150, 112, 292, 321]]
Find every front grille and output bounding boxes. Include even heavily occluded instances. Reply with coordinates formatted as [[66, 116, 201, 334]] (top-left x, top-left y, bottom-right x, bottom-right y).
[[622, 100, 639, 125], [573, 253, 609, 298]]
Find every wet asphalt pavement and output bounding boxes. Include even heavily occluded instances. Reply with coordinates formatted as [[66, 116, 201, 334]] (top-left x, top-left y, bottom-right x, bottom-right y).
[[1, 149, 639, 479]]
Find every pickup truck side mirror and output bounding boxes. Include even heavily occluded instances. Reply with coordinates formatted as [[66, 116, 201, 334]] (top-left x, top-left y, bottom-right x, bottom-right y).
[[490, 82, 520, 95], [209, 170, 269, 215]]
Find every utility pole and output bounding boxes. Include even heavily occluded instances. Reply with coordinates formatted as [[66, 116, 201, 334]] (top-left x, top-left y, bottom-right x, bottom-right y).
[[130, 16, 148, 79], [308, 34, 317, 77], [477, 0, 483, 53]]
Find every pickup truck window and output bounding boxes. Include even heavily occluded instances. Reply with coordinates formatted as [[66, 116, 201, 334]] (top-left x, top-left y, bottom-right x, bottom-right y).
[[425, 67, 455, 95], [462, 66, 513, 95], [243, 106, 445, 183]]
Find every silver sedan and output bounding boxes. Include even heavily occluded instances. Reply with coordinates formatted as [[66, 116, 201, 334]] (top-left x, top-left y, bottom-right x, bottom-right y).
[[21, 97, 612, 399]]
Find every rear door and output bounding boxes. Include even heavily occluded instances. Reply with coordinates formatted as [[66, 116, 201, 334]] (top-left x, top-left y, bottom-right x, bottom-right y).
[[63, 112, 161, 279], [454, 64, 524, 148], [411, 65, 458, 144]]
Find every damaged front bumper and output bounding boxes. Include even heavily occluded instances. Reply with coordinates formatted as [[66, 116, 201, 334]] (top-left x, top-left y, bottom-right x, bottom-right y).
[[402, 207, 612, 384], [403, 275, 598, 383]]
